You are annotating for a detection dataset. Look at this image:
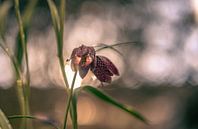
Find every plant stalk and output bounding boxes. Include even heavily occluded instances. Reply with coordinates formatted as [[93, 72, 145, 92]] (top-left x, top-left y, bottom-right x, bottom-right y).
[[63, 71, 77, 129], [14, 0, 30, 91], [0, 42, 29, 129], [14, 0, 31, 129]]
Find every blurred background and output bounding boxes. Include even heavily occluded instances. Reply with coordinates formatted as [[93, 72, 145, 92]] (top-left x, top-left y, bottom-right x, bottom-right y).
[[0, 0, 198, 129]]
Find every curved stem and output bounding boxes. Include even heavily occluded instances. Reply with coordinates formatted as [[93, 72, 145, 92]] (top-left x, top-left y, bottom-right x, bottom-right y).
[[63, 71, 77, 129], [0, 43, 21, 77], [14, 0, 31, 129], [0, 41, 28, 129], [14, 0, 30, 90], [8, 115, 60, 129], [59, 53, 70, 89]]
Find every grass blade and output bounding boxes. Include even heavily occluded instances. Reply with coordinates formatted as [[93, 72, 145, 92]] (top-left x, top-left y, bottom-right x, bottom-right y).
[[82, 86, 148, 123], [15, 29, 27, 67], [69, 88, 82, 129], [47, 0, 70, 89], [15, 0, 38, 66], [0, 1, 12, 39], [63, 72, 77, 129], [8, 115, 60, 129], [47, 0, 60, 35], [70, 96, 78, 129], [95, 41, 138, 49], [0, 109, 13, 129], [96, 43, 124, 57], [22, 0, 38, 26], [14, 0, 32, 128]]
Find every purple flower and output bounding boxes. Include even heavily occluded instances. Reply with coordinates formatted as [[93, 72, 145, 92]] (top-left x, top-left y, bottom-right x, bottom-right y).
[[70, 45, 119, 84]]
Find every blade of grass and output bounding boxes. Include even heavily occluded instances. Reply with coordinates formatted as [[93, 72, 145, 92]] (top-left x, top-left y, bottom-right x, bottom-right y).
[[96, 43, 124, 57], [0, 42, 27, 125], [15, 29, 27, 67], [0, 1, 12, 40], [48, 1, 74, 129], [82, 86, 148, 123], [47, 0, 60, 36], [22, 0, 38, 26], [8, 115, 60, 129], [0, 109, 13, 129], [14, 0, 31, 92], [94, 41, 138, 48], [59, 0, 65, 57], [59, 0, 65, 36], [15, 0, 38, 67], [63, 71, 77, 129], [70, 87, 85, 129], [14, 0, 32, 128], [47, 0, 69, 89], [58, 0, 70, 91], [0, 42, 21, 78], [95, 41, 138, 55], [69, 88, 80, 129], [0, 41, 27, 124]]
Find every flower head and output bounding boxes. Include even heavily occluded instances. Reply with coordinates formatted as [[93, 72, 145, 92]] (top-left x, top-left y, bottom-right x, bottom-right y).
[[69, 44, 119, 85]]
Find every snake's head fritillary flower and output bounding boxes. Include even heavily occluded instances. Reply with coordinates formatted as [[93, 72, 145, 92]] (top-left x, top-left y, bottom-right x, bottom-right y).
[[69, 44, 119, 85], [70, 45, 95, 77]]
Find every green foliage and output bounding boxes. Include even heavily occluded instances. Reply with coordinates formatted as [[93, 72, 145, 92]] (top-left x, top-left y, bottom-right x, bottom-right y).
[[74, 86, 148, 124], [47, 0, 69, 89], [15, 29, 27, 67], [70, 88, 79, 129], [47, 0, 60, 37], [8, 115, 60, 129], [0, 1, 12, 40], [0, 109, 13, 129], [0, 0, 148, 129], [15, 0, 38, 67], [13, 0, 38, 128]]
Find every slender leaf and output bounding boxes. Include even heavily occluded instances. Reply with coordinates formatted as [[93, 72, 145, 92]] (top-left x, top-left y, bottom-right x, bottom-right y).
[[82, 86, 148, 123], [8, 115, 60, 129], [63, 72, 77, 129], [0, 109, 13, 129], [70, 90, 79, 129], [14, 0, 32, 128], [96, 43, 124, 57], [47, 0, 64, 58], [95, 42, 138, 58], [0, 1, 12, 39], [47, 0, 60, 35], [22, 0, 39, 26], [15, 29, 27, 67], [70, 88, 82, 129], [95, 41, 138, 48], [15, 0, 38, 66]]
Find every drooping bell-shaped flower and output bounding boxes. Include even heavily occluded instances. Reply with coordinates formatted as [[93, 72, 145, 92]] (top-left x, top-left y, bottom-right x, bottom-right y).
[[70, 45, 119, 85]]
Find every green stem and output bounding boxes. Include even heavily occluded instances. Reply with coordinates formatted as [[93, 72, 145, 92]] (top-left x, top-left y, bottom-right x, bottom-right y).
[[56, 12, 69, 89], [60, 0, 65, 35], [14, 0, 30, 91], [63, 71, 77, 129], [8, 115, 60, 129], [58, 0, 70, 89], [0, 42, 28, 129], [16, 79, 27, 129], [14, 0, 31, 128], [0, 43, 21, 77], [58, 50, 70, 89], [94, 41, 138, 48]]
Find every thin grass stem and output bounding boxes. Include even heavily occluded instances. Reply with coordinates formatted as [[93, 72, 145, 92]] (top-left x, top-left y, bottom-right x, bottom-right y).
[[14, 0, 31, 129], [8, 115, 60, 129], [63, 71, 77, 129], [14, 0, 30, 92]]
